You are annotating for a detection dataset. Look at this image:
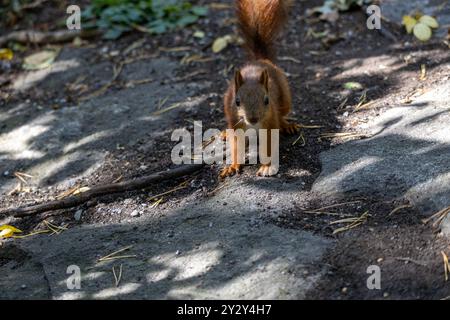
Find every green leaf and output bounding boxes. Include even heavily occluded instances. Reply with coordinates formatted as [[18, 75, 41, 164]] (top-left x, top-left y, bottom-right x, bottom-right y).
[[176, 14, 198, 27], [413, 23, 432, 41], [103, 28, 124, 39], [343, 81, 364, 90], [191, 6, 208, 16]]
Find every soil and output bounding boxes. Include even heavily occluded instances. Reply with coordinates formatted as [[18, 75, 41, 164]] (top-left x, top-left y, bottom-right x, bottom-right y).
[[1, 0, 450, 299]]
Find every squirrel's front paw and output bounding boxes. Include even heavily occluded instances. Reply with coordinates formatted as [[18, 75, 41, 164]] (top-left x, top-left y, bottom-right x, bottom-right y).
[[220, 164, 242, 178], [257, 164, 279, 177], [281, 123, 301, 135]]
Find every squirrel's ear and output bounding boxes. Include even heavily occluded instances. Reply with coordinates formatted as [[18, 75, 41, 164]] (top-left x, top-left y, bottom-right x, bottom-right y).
[[260, 69, 269, 91], [234, 69, 244, 91]]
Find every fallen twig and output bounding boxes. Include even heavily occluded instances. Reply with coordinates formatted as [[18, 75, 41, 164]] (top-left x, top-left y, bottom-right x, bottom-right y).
[[0, 29, 100, 46], [331, 211, 369, 235], [78, 63, 124, 101], [422, 206, 450, 228], [395, 257, 427, 267], [99, 245, 133, 262], [113, 264, 123, 287], [0, 164, 205, 217], [389, 204, 413, 216]]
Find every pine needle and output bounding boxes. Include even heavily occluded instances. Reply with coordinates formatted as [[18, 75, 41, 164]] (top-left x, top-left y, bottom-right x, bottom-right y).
[[292, 131, 306, 146], [389, 204, 413, 216], [331, 211, 369, 235], [98, 245, 133, 262], [422, 206, 450, 227], [441, 251, 449, 282], [113, 264, 123, 287]]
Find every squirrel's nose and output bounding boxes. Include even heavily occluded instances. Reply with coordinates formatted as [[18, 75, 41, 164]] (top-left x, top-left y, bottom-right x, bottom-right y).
[[249, 117, 259, 125]]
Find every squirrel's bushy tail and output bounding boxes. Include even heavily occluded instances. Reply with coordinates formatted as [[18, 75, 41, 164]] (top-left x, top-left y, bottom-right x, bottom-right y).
[[236, 0, 292, 61]]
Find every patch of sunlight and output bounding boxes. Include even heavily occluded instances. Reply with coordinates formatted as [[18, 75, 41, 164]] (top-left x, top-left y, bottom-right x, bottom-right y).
[[93, 283, 141, 299], [64, 130, 112, 153], [147, 243, 222, 282], [12, 59, 80, 92], [369, 107, 450, 144], [55, 291, 86, 300], [0, 114, 53, 160], [331, 55, 402, 80], [0, 102, 29, 123], [406, 172, 450, 203], [323, 156, 380, 184], [26, 150, 104, 185], [168, 257, 307, 300]]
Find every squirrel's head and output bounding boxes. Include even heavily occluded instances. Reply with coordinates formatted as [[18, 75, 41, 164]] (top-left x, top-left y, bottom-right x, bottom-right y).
[[234, 68, 270, 126]]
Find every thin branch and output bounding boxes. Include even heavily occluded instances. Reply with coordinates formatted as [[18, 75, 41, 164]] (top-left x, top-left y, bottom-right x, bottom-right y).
[[0, 164, 204, 218], [0, 29, 101, 46]]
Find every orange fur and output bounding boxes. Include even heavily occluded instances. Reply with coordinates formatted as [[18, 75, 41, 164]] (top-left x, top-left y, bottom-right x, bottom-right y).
[[221, 0, 298, 178]]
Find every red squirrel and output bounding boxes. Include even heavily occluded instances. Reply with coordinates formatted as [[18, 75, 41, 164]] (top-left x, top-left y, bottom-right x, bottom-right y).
[[220, 0, 299, 178]]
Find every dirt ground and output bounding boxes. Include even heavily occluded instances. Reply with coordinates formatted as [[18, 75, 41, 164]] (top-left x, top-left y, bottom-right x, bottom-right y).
[[1, 0, 450, 299]]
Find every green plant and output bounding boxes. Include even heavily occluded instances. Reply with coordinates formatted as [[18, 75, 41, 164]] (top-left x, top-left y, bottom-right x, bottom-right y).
[[83, 0, 208, 39]]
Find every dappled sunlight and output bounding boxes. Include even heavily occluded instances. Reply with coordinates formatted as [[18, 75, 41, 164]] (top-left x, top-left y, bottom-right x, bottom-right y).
[[0, 114, 52, 160], [63, 130, 113, 153], [12, 59, 80, 92], [93, 283, 142, 299], [148, 244, 222, 282], [334, 54, 403, 79]]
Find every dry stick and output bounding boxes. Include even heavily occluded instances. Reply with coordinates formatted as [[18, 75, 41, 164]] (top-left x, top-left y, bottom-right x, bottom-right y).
[[0, 29, 101, 46], [395, 257, 427, 267], [0, 164, 205, 218]]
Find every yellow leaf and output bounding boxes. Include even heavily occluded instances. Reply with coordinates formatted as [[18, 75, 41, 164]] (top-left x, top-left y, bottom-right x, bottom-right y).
[[0, 225, 22, 238], [0, 48, 13, 60], [23, 49, 59, 70], [73, 186, 91, 195], [193, 30, 205, 39], [419, 15, 439, 29], [212, 36, 231, 53], [413, 23, 432, 41], [402, 15, 417, 34]]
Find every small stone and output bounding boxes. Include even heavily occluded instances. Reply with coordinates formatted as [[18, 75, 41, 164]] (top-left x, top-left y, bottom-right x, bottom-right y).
[[341, 287, 348, 294], [74, 209, 83, 221], [383, 292, 389, 298], [21, 284, 27, 289], [3, 171, 9, 176], [377, 258, 384, 263], [130, 210, 140, 217]]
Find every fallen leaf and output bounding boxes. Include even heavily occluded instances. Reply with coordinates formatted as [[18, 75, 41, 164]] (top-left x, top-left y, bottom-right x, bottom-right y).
[[344, 81, 363, 90], [212, 35, 233, 53], [419, 15, 439, 29], [0, 48, 13, 60], [0, 225, 22, 238], [402, 15, 417, 34], [23, 49, 59, 70], [413, 23, 432, 41], [193, 30, 205, 39]]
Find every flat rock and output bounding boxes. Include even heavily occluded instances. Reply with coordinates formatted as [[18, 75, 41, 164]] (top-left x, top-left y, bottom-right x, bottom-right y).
[[7, 184, 331, 299], [0, 48, 209, 193], [313, 81, 450, 233]]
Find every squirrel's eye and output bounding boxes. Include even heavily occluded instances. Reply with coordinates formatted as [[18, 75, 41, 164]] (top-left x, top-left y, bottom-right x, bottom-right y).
[[264, 96, 269, 106], [235, 98, 241, 106]]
